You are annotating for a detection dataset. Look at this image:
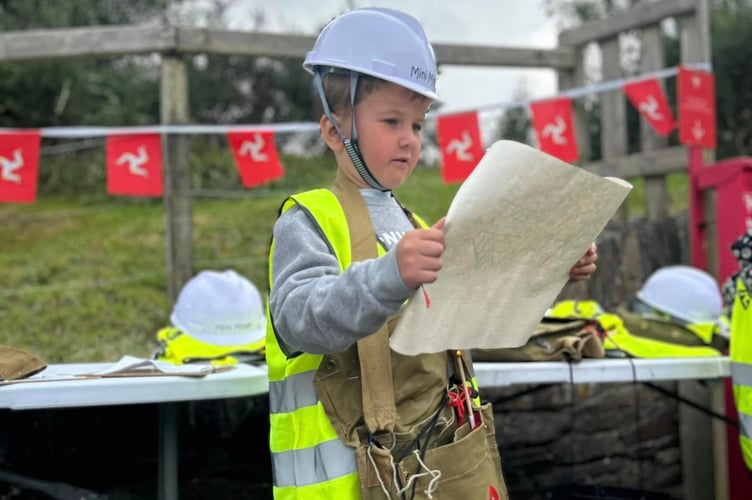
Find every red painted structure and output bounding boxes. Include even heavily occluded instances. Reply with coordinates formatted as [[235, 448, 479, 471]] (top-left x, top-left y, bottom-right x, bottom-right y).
[[688, 145, 752, 499]]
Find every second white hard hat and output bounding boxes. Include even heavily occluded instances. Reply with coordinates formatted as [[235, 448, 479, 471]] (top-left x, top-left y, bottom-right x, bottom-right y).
[[170, 269, 266, 346], [636, 265, 722, 324]]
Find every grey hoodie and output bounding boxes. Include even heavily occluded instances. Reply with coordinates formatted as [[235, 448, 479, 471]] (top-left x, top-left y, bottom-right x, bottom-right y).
[[269, 188, 420, 354]]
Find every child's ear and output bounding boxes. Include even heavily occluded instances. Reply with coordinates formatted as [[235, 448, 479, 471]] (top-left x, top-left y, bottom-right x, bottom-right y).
[[320, 115, 344, 152]]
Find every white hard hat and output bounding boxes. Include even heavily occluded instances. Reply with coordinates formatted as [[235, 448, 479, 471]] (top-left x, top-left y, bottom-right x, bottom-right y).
[[303, 7, 438, 101], [303, 8, 438, 191], [636, 265, 723, 324], [170, 270, 266, 346]]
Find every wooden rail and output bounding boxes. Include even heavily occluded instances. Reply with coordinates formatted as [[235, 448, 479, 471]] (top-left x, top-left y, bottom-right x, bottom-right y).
[[0, 24, 575, 69]]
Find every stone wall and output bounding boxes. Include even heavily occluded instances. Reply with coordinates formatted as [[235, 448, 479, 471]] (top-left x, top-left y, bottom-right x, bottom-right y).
[[487, 212, 706, 499], [488, 381, 686, 499], [558, 213, 690, 311]]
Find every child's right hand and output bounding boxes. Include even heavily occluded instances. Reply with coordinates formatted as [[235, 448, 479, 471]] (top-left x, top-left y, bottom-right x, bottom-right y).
[[396, 217, 446, 289]]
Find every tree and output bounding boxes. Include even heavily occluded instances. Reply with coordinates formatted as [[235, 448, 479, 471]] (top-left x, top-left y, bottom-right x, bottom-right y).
[[543, 0, 642, 29], [0, 0, 317, 130], [712, 0, 752, 157], [0, 0, 173, 128], [498, 83, 533, 145]]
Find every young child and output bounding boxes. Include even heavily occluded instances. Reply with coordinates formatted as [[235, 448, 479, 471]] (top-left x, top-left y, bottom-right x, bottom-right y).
[[266, 8, 598, 499]]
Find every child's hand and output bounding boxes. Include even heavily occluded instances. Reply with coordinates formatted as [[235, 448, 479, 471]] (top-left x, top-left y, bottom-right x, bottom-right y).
[[569, 242, 598, 281], [396, 218, 446, 289]]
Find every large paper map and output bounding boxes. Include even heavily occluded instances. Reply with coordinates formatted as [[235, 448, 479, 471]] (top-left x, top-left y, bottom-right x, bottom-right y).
[[390, 140, 632, 355]]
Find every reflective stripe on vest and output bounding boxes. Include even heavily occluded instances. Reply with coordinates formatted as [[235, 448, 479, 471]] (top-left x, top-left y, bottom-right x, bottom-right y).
[[739, 411, 752, 440], [272, 437, 356, 488], [266, 189, 360, 496], [732, 362, 752, 387], [731, 278, 752, 470]]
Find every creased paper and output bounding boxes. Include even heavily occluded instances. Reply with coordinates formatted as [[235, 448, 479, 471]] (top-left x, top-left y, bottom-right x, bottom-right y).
[[390, 140, 632, 355]]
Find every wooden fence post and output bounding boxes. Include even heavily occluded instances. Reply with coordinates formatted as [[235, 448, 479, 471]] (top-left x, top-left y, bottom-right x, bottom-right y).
[[160, 54, 193, 304], [641, 25, 670, 221], [600, 36, 629, 223]]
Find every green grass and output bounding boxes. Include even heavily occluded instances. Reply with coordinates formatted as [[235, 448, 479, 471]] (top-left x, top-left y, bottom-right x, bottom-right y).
[[0, 155, 458, 363], [0, 154, 685, 363], [623, 172, 689, 217]]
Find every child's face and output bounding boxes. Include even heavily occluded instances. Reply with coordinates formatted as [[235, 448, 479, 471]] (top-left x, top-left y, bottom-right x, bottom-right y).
[[347, 81, 430, 190]]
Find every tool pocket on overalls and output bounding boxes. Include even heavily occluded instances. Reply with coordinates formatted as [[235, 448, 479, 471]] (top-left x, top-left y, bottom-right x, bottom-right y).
[[356, 436, 397, 494], [355, 402, 456, 496], [396, 402, 507, 500], [313, 350, 367, 443]]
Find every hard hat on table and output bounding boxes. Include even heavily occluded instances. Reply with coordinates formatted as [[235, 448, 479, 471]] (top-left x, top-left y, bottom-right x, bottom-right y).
[[635, 265, 722, 324], [170, 269, 266, 347]]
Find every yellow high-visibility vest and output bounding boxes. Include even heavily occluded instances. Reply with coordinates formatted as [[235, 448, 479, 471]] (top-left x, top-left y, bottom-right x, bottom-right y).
[[154, 327, 264, 365], [730, 278, 752, 470], [266, 189, 361, 499], [547, 300, 721, 358]]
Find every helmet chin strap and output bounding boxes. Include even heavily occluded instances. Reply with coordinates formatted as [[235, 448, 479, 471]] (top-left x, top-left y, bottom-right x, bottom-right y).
[[314, 70, 388, 191]]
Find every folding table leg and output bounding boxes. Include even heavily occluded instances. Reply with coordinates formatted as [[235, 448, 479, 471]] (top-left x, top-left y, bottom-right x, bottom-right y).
[[158, 402, 179, 500]]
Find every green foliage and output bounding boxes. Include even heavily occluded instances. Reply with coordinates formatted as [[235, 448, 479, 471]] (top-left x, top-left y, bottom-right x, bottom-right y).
[[499, 106, 532, 145], [543, 0, 642, 26], [0, 1, 316, 130], [188, 54, 316, 124], [0, 0, 173, 29], [712, 0, 752, 157], [623, 172, 688, 217], [0, 0, 168, 128], [394, 168, 461, 225], [0, 58, 159, 128]]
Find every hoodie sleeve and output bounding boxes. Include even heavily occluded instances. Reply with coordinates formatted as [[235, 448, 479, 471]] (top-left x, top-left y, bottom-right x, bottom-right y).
[[269, 205, 415, 354]]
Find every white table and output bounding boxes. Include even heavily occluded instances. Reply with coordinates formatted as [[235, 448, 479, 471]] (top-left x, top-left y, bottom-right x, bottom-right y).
[[474, 356, 731, 387], [476, 356, 732, 500], [0, 362, 269, 500], [0, 357, 730, 499]]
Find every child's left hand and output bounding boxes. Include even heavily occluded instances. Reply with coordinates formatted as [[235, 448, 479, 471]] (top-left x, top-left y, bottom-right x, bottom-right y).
[[569, 242, 598, 281]]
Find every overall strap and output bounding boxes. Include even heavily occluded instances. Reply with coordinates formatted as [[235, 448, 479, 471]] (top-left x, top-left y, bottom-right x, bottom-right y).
[[330, 171, 397, 434]]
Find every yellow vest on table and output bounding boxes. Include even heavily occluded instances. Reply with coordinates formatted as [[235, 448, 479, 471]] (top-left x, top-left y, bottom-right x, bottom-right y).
[[154, 326, 265, 365], [547, 300, 722, 358]]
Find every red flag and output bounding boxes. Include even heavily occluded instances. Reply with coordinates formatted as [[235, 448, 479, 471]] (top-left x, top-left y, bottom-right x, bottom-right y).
[[623, 78, 676, 136], [227, 131, 284, 188], [678, 66, 716, 149], [106, 134, 163, 197], [530, 97, 579, 163], [0, 131, 40, 204], [436, 112, 484, 183]]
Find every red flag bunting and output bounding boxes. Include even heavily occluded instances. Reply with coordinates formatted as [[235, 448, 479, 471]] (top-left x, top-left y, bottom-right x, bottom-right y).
[[227, 131, 284, 188], [678, 66, 716, 149], [106, 134, 163, 197], [436, 112, 484, 183], [530, 97, 579, 163], [623, 78, 676, 136], [0, 131, 41, 204]]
